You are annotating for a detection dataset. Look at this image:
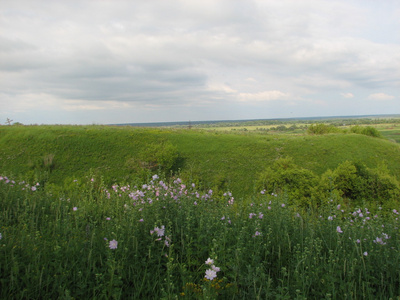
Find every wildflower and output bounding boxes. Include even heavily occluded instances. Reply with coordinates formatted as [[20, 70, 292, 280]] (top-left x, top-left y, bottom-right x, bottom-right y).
[[31, 186, 37, 191], [363, 251, 368, 256], [356, 239, 361, 244], [249, 213, 256, 219], [154, 225, 165, 237], [152, 174, 159, 180], [336, 226, 343, 233], [260, 190, 265, 194], [139, 218, 144, 222], [0, 233, 2, 240], [211, 265, 220, 272], [253, 231, 261, 237], [205, 258, 214, 265], [221, 216, 225, 220], [73, 207, 78, 211], [281, 203, 285, 207], [109, 239, 118, 249], [268, 206, 271, 210], [205, 269, 217, 281], [373, 237, 386, 245], [194, 201, 197, 205], [106, 217, 111, 221], [328, 216, 333, 221], [258, 212, 264, 219]]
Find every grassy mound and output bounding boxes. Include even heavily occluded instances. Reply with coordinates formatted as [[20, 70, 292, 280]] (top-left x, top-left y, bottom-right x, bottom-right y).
[[1, 125, 400, 197]]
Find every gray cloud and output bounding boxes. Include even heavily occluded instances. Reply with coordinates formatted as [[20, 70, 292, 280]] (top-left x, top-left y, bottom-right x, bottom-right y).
[[0, 0, 399, 124]]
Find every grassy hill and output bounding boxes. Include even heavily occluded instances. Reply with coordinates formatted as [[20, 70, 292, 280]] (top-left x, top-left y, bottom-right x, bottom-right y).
[[1, 125, 400, 198]]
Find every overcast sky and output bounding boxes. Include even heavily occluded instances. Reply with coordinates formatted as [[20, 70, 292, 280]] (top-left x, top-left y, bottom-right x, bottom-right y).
[[1, 0, 399, 125]]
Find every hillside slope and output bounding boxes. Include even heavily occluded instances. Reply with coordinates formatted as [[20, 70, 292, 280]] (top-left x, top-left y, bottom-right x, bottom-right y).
[[1, 125, 400, 197]]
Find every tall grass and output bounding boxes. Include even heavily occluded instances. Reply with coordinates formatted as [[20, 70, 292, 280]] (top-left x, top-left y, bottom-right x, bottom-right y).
[[1, 174, 399, 299]]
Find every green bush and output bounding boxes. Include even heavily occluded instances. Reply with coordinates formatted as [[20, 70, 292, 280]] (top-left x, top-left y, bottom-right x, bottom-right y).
[[319, 161, 400, 205], [307, 123, 342, 135], [257, 157, 319, 207], [350, 125, 382, 138]]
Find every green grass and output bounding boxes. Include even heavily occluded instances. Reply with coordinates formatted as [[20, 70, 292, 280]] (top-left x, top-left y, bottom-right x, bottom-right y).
[[1, 125, 400, 198], [2, 124, 400, 298], [1, 174, 400, 299]]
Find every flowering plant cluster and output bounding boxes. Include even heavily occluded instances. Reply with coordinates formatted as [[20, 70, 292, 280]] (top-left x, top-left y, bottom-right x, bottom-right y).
[[204, 258, 220, 281]]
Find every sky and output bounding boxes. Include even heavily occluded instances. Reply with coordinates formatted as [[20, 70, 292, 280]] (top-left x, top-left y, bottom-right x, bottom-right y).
[[1, 0, 399, 125]]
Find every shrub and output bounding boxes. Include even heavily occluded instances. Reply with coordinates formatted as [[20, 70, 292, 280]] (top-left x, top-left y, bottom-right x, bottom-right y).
[[307, 123, 342, 135], [320, 161, 400, 205], [350, 125, 381, 138], [257, 157, 319, 207]]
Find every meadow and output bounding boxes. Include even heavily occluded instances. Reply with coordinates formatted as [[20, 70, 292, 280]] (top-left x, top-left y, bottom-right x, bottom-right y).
[[1, 119, 400, 298]]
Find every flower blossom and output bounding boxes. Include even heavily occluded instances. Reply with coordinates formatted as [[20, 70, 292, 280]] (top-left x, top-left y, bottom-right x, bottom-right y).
[[109, 239, 118, 249], [336, 226, 343, 233], [153, 225, 165, 237], [205, 258, 214, 265], [205, 269, 217, 281]]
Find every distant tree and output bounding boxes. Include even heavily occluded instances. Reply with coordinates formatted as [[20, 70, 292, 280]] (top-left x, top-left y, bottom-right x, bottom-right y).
[[5, 118, 13, 125]]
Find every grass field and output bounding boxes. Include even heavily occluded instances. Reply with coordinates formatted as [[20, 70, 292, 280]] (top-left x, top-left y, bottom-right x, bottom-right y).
[[1, 120, 400, 298], [1, 124, 400, 199]]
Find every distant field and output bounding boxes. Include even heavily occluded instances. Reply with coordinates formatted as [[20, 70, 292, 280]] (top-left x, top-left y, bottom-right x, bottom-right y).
[[376, 123, 400, 143]]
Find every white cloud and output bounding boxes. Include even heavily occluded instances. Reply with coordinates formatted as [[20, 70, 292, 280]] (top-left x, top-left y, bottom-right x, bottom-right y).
[[341, 93, 354, 98], [238, 91, 290, 102], [367, 93, 395, 101]]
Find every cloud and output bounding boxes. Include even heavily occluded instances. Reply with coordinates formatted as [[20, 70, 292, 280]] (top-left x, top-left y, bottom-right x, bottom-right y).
[[367, 93, 395, 101], [0, 0, 399, 124], [238, 90, 290, 102], [341, 93, 354, 98]]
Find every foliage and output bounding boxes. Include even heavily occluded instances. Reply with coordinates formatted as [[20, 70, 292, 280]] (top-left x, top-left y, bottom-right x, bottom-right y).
[[257, 158, 400, 207], [350, 125, 382, 138], [1, 174, 400, 299], [320, 161, 400, 205], [256, 157, 319, 207], [307, 123, 343, 134]]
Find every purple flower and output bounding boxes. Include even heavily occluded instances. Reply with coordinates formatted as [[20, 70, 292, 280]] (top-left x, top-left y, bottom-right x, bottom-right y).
[[211, 265, 220, 272], [31, 186, 37, 191], [154, 225, 165, 237], [205, 258, 214, 265], [139, 218, 144, 222], [205, 269, 217, 281], [336, 226, 343, 233], [106, 217, 111, 221], [109, 239, 118, 249], [253, 231, 261, 237], [363, 251, 368, 256], [73, 207, 78, 211]]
